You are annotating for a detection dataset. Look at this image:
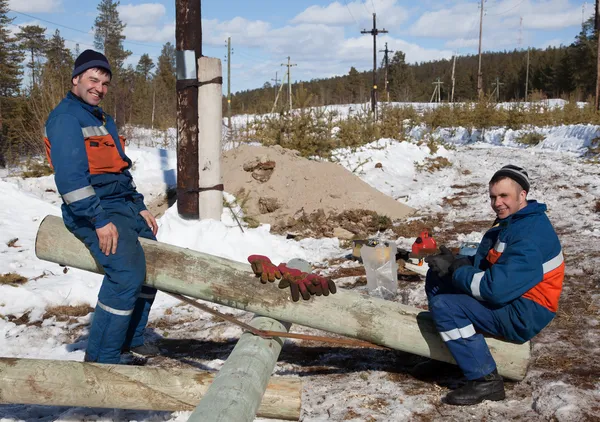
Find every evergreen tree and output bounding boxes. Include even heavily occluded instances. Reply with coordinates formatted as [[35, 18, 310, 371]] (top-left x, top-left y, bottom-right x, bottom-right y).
[[43, 29, 74, 97], [0, 0, 24, 166], [136, 53, 154, 81], [16, 25, 47, 88], [153, 42, 176, 128], [132, 54, 154, 126], [93, 0, 131, 123]]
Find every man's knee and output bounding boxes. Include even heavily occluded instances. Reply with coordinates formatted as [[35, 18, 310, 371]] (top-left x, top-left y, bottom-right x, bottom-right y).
[[428, 294, 463, 322]]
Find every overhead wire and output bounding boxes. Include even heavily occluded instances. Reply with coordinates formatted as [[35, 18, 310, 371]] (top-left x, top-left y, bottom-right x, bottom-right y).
[[485, 0, 525, 17], [343, 0, 362, 29], [9, 9, 164, 50]]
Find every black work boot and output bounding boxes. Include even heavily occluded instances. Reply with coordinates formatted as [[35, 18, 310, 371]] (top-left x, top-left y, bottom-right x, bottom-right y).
[[410, 359, 463, 380], [444, 369, 505, 405], [122, 343, 161, 358]]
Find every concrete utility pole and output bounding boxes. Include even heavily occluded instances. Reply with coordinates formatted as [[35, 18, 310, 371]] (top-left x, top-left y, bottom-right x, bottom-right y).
[[361, 13, 388, 117], [430, 78, 443, 103], [379, 42, 394, 102], [491, 77, 504, 102], [271, 71, 280, 101], [477, 0, 485, 100], [226, 36, 232, 132], [451, 54, 457, 103], [281, 56, 297, 111], [175, 0, 202, 219]]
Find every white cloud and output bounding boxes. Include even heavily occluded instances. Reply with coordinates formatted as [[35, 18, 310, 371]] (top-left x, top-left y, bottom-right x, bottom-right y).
[[118, 3, 166, 26], [202, 17, 271, 47], [8, 0, 62, 13], [410, 0, 590, 39], [124, 22, 174, 43], [291, 0, 408, 28]]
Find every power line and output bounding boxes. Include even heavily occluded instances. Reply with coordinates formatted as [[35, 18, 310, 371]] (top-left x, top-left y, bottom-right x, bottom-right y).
[[362, 1, 371, 16], [486, 0, 525, 17], [343, 0, 360, 27], [9, 9, 164, 49], [371, 0, 377, 14]]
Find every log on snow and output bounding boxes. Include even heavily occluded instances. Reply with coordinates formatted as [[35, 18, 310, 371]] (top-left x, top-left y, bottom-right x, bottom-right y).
[[189, 316, 292, 422], [35, 215, 531, 380], [0, 357, 300, 420]]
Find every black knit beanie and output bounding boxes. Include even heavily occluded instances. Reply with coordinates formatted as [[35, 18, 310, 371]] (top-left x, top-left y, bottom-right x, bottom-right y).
[[72, 49, 112, 79], [490, 164, 530, 192]]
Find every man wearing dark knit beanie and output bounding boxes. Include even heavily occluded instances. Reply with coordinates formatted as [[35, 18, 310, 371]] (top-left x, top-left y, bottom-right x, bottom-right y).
[[419, 164, 564, 406], [44, 49, 160, 364]]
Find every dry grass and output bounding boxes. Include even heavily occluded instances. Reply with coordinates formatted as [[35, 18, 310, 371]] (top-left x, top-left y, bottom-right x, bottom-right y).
[[0, 273, 28, 285], [329, 266, 366, 279], [6, 238, 19, 247], [391, 215, 443, 238], [415, 157, 452, 173], [21, 161, 53, 178], [43, 304, 94, 322]]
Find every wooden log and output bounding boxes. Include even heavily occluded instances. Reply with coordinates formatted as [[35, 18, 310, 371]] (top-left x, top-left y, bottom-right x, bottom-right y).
[[189, 316, 292, 422], [35, 215, 531, 380], [0, 358, 300, 420]]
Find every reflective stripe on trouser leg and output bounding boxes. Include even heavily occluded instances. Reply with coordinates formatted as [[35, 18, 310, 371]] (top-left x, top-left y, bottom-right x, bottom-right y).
[[428, 293, 500, 380], [86, 301, 134, 363], [123, 286, 157, 349]]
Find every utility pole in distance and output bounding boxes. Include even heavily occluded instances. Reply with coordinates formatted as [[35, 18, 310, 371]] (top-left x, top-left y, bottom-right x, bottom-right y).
[[226, 37, 232, 133], [379, 42, 394, 102], [477, 0, 485, 100], [361, 13, 387, 118], [431, 78, 443, 103], [271, 71, 279, 101], [175, 0, 202, 219], [525, 48, 530, 102], [491, 77, 504, 102], [281, 56, 297, 111], [451, 53, 457, 103]]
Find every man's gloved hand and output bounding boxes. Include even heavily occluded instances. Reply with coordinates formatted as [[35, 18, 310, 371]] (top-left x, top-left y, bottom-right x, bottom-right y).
[[277, 263, 311, 301], [451, 256, 471, 273], [247, 255, 282, 284], [424, 246, 456, 277]]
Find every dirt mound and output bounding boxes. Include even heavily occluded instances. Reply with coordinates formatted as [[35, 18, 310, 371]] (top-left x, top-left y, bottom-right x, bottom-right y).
[[223, 145, 414, 237]]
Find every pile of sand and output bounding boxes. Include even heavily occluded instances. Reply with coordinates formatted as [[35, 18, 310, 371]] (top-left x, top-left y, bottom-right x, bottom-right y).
[[222, 145, 414, 238]]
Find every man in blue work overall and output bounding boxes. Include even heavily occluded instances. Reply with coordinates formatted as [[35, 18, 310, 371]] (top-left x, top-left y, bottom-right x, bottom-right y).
[[44, 50, 160, 363], [421, 165, 564, 405]]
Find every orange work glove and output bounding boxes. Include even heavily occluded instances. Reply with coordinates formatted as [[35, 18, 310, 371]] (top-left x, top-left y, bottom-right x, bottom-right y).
[[305, 273, 337, 296], [247, 255, 282, 283], [277, 263, 311, 302]]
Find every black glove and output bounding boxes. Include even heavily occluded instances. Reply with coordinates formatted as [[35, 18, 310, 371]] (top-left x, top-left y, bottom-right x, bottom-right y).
[[451, 256, 471, 273], [424, 246, 455, 277]]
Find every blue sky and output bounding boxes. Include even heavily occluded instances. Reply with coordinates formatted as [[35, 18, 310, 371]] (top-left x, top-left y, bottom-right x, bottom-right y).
[[8, 0, 592, 93]]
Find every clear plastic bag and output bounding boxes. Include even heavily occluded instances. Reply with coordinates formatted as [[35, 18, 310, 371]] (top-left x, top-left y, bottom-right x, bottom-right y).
[[360, 242, 398, 300]]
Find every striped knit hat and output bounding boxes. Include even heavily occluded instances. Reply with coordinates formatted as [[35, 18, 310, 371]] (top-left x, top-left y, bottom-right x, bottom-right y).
[[490, 165, 530, 192]]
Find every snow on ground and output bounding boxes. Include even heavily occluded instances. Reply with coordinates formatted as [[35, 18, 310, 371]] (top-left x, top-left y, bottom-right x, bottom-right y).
[[1, 103, 599, 421]]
